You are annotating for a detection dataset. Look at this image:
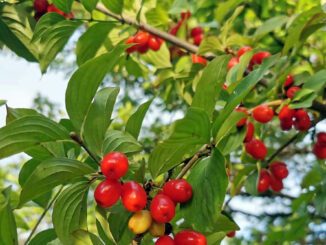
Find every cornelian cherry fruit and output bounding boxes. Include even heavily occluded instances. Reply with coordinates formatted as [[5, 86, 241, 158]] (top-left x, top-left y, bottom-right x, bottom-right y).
[[286, 86, 301, 99], [269, 162, 288, 179], [237, 46, 252, 57], [193, 34, 203, 46], [245, 139, 267, 160], [162, 179, 193, 203], [250, 51, 271, 66], [313, 143, 326, 159], [34, 0, 49, 13], [226, 231, 236, 238], [269, 175, 283, 192], [252, 105, 274, 123], [94, 179, 122, 208], [174, 230, 207, 245], [121, 181, 147, 212], [244, 122, 255, 143], [294, 109, 310, 131], [190, 27, 203, 37], [156, 235, 175, 245], [227, 57, 239, 70], [236, 107, 248, 127], [150, 194, 175, 223], [284, 74, 294, 89], [317, 132, 326, 146], [257, 169, 271, 193], [101, 152, 129, 179], [191, 54, 207, 66], [148, 37, 161, 51]]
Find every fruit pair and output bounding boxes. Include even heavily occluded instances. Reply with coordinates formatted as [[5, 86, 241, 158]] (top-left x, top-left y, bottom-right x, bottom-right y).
[[126, 31, 163, 54], [191, 27, 204, 46], [313, 132, 326, 159], [283, 74, 301, 99], [169, 11, 191, 36], [156, 230, 207, 245], [278, 105, 311, 131], [227, 46, 253, 70], [257, 162, 288, 193]]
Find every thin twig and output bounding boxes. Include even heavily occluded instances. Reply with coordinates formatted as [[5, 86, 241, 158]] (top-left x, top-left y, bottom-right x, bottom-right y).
[[24, 186, 64, 244]]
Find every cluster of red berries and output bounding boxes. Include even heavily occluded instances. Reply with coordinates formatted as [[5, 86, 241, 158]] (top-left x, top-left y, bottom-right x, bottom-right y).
[[283, 74, 302, 99], [156, 230, 206, 245], [227, 46, 271, 71], [313, 132, 326, 159], [278, 105, 310, 131], [93, 152, 206, 244], [33, 0, 73, 21], [257, 162, 289, 193], [125, 31, 164, 54]]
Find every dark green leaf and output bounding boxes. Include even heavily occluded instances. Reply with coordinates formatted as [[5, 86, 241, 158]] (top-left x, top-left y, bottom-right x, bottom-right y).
[[81, 0, 99, 12], [253, 16, 288, 39], [102, 0, 124, 14], [6, 107, 40, 124], [53, 0, 74, 13], [108, 209, 133, 244], [302, 69, 326, 91], [214, 0, 244, 23], [72, 230, 104, 245], [28, 229, 57, 245]]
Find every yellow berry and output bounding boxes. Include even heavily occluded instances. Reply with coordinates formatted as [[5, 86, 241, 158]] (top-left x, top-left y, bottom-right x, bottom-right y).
[[128, 210, 152, 234], [149, 222, 165, 237]]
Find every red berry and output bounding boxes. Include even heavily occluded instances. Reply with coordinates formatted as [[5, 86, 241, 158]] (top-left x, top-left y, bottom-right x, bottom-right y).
[[175, 230, 207, 245], [222, 83, 228, 90], [313, 143, 326, 159], [34, 0, 49, 13], [227, 57, 239, 70], [101, 152, 129, 179], [150, 194, 175, 223], [193, 34, 203, 46], [269, 162, 288, 179], [236, 107, 248, 127], [156, 236, 175, 245], [190, 27, 203, 37], [134, 31, 150, 49], [245, 139, 267, 160], [162, 179, 193, 203], [237, 46, 252, 57], [226, 231, 236, 238], [94, 179, 122, 208], [284, 74, 294, 89], [121, 181, 147, 212], [286, 86, 301, 99], [252, 105, 274, 123], [169, 25, 180, 36], [250, 51, 271, 66], [191, 54, 207, 66], [125, 36, 137, 54], [257, 169, 271, 193], [280, 119, 293, 131], [181, 11, 191, 20], [148, 36, 161, 51], [317, 132, 326, 146], [34, 12, 44, 21], [294, 109, 310, 131], [269, 175, 283, 192], [47, 4, 73, 18], [244, 122, 255, 143], [278, 105, 295, 121]]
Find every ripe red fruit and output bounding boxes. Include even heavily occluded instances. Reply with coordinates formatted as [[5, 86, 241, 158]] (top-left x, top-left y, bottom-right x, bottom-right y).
[[244, 122, 255, 143], [250, 51, 271, 66], [294, 109, 310, 131], [269, 175, 283, 192], [286, 86, 301, 99], [125, 36, 137, 54], [181, 11, 191, 20], [227, 57, 239, 70], [284, 74, 294, 89], [193, 34, 203, 46], [47, 4, 73, 18], [236, 107, 248, 127], [278, 105, 296, 121], [156, 236, 175, 245], [101, 152, 129, 179], [148, 37, 161, 51], [34, 0, 49, 13], [317, 132, 326, 146], [150, 194, 175, 223], [175, 230, 207, 245], [269, 162, 288, 179], [190, 27, 203, 37], [313, 143, 326, 159], [257, 169, 271, 193], [121, 181, 147, 212], [226, 231, 236, 238], [191, 54, 207, 66], [280, 119, 293, 131], [245, 139, 267, 160], [162, 179, 193, 203], [94, 179, 122, 208], [134, 31, 150, 48], [252, 105, 274, 123], [237, 46, 252, 57]]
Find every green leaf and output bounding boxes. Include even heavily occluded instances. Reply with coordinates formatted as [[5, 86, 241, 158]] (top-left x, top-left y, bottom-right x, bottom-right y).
[[290, 88, 316, 109], [53, 181, 89, 244], [179, 149, 232, 233], [76, 22, 115, 66], [102, 130, 142, 156], [53, 0, 74, 13], [82, 87, 120, 156], [145, 6, 170, 27], [212, 54, 279, 138], [81, 0, 99, 12], [66, 46, 125, 131], [302, 69, 326, 91], [253, 16, 288, 39], [198, 36, 223, 55], [19, 158, 93, 206], [214, 0, 244, 23], [141, 43, 172, 69], [108, 209, 133, 244], [149, 107, 210, 178], [102, 0, 124, 14], [0, 187, 18, 245], [191, 55, 229, 118], [0, 115, 69, 160], [125, 99, 153, 140], [0, 100, 6, 107], [72, 230, 104, 245], [217, 126, 246, 155], [0, 3, 38, 62], [28, 229, 57, 245], [6, 107, 40, 124]]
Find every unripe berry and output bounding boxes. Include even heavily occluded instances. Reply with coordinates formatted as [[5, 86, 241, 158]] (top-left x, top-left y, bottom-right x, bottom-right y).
[[150, 194, 175, 223], [269, 175, 283, 192], [227, 57, 239, 70], [284, 74, 294, 89], [121, 181, 147, 212], [175, 230, 207, 245], [250, 51, 271, 66], [156, 235, 175, 245], [237, 46, 252, 57], [190, 27, 203, 37], [294, 109, 310, 131], [128, 210, 152, 234], [236, 107, 248, 127], [193, 34, 203, 46], [269, 162, 288, 179], [245, 139, 267, 160], [162, 179, 193, 203], [101, 152, 129, 179], [148, 36, 161, 51], [313, 143, 326, 159], [150, 222, 165, 237], [317, 132, 326, 146], [257, 169, 271, 193], [226, 231, 236, 238], [252, 105, 274, 123], [94, 179, 122, 208], [286, 86, 301, 99], [34, 0, 49, 13], [244, 121, 255, 143], [191, 54, 207, 66]]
